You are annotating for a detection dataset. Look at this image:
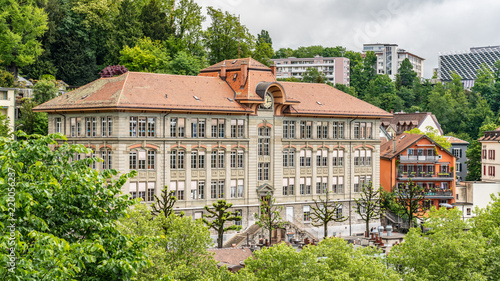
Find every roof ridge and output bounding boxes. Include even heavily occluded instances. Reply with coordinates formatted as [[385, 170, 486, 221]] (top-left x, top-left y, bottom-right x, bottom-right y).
[[116, 72, 130, 106]]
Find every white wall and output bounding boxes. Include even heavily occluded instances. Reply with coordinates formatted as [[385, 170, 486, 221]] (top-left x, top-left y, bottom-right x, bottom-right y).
[[418, 115, 441, 135]]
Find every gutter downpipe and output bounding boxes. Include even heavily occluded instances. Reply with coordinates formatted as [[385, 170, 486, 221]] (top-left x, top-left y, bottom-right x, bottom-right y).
[[349, 116, 359, 236]]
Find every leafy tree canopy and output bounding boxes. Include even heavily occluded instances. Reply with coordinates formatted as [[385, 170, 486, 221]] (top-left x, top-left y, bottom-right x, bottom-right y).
[[405, 126, 451, 150]]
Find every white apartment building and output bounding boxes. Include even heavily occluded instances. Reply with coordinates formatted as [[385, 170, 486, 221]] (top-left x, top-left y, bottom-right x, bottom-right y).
[[271, 56, 350, 86], [363, 43, 425, 80], [34, 58, 392, 238]]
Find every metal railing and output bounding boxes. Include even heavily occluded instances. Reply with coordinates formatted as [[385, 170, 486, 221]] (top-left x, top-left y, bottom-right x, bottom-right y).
[[397, 172, 452, 178], [399, 155, 439, 162]]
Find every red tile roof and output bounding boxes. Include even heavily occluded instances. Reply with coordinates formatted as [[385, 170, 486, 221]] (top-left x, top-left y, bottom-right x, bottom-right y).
[[380, 133, 424, 159], [34, 72, 252, 114], [208, 247, 253, 267], [34, 58, 392, 118], [444, 136, 469, 144], [479, 127, 500, 141], [281, 81, 392, 118], [381, 112, 443, 135]]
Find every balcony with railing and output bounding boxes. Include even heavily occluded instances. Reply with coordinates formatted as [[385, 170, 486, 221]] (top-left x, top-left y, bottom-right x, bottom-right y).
[[397, 171, 454, 181], [393, 188, 454, 199], [399, 155, 439, 163]]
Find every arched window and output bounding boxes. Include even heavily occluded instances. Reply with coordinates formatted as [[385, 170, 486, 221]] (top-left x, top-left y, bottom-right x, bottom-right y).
[[191, 149, 206, 169], [316, 149, 328, 167], [230, 149, 244, 168], [300, 149, 312, 167], [101, 149, 112, 170], [332, 149, 344, 167], [354, 149, 372, 166], [211, 149, 225, 169], [283, 148, 295, 167], [130, 149, 156, 170], [170, 149, 185, 169]]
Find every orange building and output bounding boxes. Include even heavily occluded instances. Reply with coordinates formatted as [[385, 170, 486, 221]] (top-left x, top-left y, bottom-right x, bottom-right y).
[[380, 133, 456, 209]]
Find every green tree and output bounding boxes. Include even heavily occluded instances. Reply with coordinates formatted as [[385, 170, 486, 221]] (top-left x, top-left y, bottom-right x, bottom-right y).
[[394, 178, 427, 228], [16, 99, 48, 135], [119, 38, 170, 73], [0, 0, 48, 78], [118, 203, 222, 281], [334, 83, 357, 97], [0, 114, 10, 137], [306, 238, 401, 280], [252, 32, 274, 67], [302, 67, 327, 84], [33, 78, 59, 104], [274, 47, 293, 59], [471, 193, 500, 280], [0, 68, 14, 87], [169, 51, 204, 76], [151, 188, 177, 234], [204, 7, 254, 65], [405, 126, 451, 150], [310, 192, 347, 239], [202, 199, 242, 248], [254, 194, 283, 245], [0, 133, 148, 280], [398, 58, 417, 88], [139, 0, 172, 42], [388, 207, 487, 281], [239, 242, 333, 280], [354, 182, 384, 236]]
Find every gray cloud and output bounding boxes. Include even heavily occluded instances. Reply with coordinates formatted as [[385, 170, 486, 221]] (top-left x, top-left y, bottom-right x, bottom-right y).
[[197, 0, 500, 78]]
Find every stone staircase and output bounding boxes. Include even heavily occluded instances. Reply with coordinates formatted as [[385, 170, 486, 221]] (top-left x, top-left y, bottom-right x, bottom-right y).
[[223, 224, 261, 248]]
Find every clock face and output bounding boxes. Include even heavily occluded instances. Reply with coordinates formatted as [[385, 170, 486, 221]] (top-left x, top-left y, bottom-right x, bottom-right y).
[[263, 93, 273, 109]]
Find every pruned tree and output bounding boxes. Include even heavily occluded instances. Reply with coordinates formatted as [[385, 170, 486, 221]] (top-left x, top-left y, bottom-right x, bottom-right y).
[[394, 178, 427, 228], [99, 65, 128, 78], [202, 199, 242, 248], [311, 191, 348, 238], [151, 187, 177, 233], [354, 181, 384, 236], [254, 194, 284, 245]]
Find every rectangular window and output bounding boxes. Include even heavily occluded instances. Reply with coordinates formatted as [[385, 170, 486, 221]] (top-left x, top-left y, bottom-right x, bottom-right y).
[[55, 117, 62, 134], [129, 182, 137, 199], [354, 176, 360, 192], [231, 180, 237, 198], [303, 205, 310, 221], [108, 117, 112, 136], [147, 182, 155, 202], [354, 122, 360, 139], [91, 117, 97, 137], [211, 181, 217, 199], [300, 178, 305, 195], [138, 117, 146, 137], [198, 181, 205, 199], [101, 117, 107, 137], [76, 118, 81, 137], [218, 180, 224, 198], [317, 122, 328, 139], [336, 206, 343, 219], [70, 117, 76, 137], [130, 151, 137, 170], [85, 117, 91, 137], [171, 181, 185, 200], [264, 162, 270, 180], [137, 182, 146, 201], [148, 151, 155, 169], [191, 181, 198, 200], [148, 118, 155, 137], [237, 179, 244, 198], [283, 120, 289, 139], [231, 151, 237, 168], [211, 118, 225, 138], [138, 150, 146, 170], [129, 117, 137, 137], [191, 119, 198, 137], [237, 151, 244, 168], [259, 163, 264, 181], [300, 150, 305, 167], [306, 177, 311, 194]]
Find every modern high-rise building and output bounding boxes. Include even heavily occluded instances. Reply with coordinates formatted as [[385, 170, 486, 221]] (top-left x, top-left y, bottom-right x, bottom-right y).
[[271, 56, 350, 86], [438, 46, 500, 89], [362, 43, 425, 80], [34, 58, 392, 239]]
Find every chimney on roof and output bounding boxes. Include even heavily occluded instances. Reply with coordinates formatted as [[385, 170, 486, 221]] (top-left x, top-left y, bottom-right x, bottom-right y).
[[220, 62, 227, 80], [393, 136, 397, 153], [240, 61, 248, 88], [270, 64, 277, 77]]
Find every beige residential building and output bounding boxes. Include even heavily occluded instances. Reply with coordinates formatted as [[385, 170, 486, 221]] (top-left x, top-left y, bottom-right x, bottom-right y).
[[0, 87, 17, 133], [480, 127, 500, 182], [34, 58, 392, 238]]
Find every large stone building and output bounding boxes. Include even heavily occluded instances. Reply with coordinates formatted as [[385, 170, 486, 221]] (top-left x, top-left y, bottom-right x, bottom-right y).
[[34, 58, 391, 238], [362, 43, 425, 80], [271, 56, 350, 85]]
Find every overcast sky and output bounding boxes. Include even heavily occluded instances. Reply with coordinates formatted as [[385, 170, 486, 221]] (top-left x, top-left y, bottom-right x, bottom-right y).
[[196, 0, 500, 78]]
